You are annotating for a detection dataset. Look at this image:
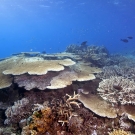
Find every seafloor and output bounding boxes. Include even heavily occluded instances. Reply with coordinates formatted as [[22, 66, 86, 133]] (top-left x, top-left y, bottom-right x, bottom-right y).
[[0, 44, 135, 135]]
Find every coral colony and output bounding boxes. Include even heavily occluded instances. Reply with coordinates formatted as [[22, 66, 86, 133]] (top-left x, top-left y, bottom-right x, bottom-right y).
[[0, 44, 135, 135]]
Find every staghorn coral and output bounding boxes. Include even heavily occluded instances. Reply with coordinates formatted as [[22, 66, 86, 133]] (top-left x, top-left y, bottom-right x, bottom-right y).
[[51, 92, 81, 126], [97, 76, 135, 105]]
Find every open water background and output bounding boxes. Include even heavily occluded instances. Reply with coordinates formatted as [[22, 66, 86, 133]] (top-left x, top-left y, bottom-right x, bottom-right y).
[[0, 0, 135, 58]]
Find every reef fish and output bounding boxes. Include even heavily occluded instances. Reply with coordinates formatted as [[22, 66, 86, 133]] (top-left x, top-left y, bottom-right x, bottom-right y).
[[127, 36, 133, 39], [121, 39, 128, 43], [81, 41, 87, 46]]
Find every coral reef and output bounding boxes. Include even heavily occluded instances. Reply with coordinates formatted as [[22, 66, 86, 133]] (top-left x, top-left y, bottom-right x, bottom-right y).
[[66, 44, 110, 67], [97, 76, 135, 105], [1, 47, 135, 135]]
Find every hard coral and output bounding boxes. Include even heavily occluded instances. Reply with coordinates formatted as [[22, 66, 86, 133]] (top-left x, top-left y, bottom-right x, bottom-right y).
[[3, 57, 75, 75], [97, 76, 135, 105], [51, 92, 81, 126], [66, 44, 110, 67], [78, 93, 117, 118]]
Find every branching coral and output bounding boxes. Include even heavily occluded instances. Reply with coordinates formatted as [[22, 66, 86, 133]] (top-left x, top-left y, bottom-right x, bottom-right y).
[[97, 76, 135, 105], [51, 92, 81, 126]]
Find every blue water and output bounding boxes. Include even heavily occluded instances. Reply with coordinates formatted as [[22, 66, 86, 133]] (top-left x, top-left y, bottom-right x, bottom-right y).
[[0, 0, 135, 58]]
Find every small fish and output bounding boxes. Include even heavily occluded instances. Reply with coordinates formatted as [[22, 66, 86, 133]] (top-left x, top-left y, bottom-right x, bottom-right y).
[[121, 39, 128, 43], [127, 36, 133, 39], [81, 41, 87, 46]]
